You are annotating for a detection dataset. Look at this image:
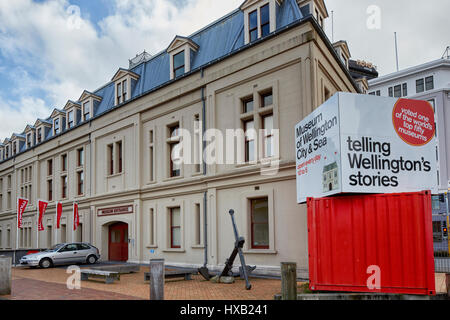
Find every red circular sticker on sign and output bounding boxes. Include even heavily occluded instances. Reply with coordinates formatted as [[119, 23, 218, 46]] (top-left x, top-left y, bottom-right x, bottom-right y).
[[392, 99, 435, 146]]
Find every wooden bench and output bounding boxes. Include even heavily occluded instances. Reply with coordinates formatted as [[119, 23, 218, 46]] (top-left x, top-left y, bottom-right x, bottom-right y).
[[144, 270, 194, 282], [80, 269, 120, 284]]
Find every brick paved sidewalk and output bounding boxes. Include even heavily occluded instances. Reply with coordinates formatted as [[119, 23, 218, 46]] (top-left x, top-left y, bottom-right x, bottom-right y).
[[6, 278, 143, 300], [7, 266, 286, 300], [3, 267, 447, 300]]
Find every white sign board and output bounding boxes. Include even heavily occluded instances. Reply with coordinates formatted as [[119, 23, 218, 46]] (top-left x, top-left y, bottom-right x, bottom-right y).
[[295, 92, 438, 203]]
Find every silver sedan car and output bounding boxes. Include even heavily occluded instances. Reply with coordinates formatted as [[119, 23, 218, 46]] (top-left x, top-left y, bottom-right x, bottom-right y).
[[20, 243, 101, 268]]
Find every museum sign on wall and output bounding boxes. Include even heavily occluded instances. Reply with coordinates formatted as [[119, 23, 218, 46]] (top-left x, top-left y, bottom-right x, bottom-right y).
[[295, 92, 438, 203]]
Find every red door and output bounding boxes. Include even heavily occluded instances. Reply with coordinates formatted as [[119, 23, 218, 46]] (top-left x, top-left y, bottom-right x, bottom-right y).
[[108, 222, 128, 262]]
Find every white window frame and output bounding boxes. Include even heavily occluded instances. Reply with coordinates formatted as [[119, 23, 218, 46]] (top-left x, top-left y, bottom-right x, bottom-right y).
[[53, 117, 61, 135], [191, 201, 204, 248], [145, 205, 157, 248], [162, 200, 185, 252], [106, 137, 125, 178], [112, 70, 138, 106], [115, 78, 129, 105], [243, 0, 278, 45], [26, 130, 34, 149], [36, 127, 42, 144], [240, 188, 276, 254], [163, 116, 184, 180], [148, 127, 156, 183], [82, 100, 91, 121], [234, 80, 280, 167], [169, 47, 191, 80], [172, 50, 186, 79], [167, 37, 199, 80], [67, 110, 75, 129]]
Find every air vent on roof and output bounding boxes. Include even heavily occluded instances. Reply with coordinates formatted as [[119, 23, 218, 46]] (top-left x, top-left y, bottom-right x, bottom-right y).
[[129, 50, 152, 69]]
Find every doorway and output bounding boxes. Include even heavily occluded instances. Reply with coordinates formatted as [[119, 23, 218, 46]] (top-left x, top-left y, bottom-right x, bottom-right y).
[[108, 222, 128, 262]]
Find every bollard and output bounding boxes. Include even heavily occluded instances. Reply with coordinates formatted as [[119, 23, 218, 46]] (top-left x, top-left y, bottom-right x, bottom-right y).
[[0, 256, 12, 295], [149, 259, 165, 300], [281, 262, 297, 300]]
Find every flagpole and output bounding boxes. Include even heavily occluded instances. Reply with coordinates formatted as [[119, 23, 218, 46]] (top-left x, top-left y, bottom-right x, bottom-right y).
[[55, 202, 58, 246], [72, 202, 74, 242], [36, 200, 39, 249], [16, 198, 18, 250], [15, 197, 18, 266]]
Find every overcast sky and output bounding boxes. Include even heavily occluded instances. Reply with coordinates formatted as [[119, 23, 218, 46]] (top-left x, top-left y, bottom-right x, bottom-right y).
[[0, 0, 448, 140], [324, 0, 449, 75]]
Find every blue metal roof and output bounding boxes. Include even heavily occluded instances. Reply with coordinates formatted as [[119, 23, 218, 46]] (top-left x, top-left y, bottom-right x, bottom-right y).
[[2, 0, 305, 159], [97, 0, 303, 111], [277, 0, 303, 29]]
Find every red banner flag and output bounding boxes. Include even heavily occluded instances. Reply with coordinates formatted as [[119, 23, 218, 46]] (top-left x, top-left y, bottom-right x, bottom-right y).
[[38, 200, 48, 232], [73, 203, 79, 231], [56, 202, 63, 229], [17, 198, 29, 229]]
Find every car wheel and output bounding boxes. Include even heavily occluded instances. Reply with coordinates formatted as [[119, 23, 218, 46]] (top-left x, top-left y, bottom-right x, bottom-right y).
[[87, 255, 97, 265], [39, 258, 53, 269]]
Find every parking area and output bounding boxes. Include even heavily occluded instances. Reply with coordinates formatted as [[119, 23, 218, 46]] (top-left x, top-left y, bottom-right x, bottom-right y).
[[5, 266, 285, 300]]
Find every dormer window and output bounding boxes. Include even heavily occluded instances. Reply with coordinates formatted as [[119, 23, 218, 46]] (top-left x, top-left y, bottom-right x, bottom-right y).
[[248, 4, 270, 42], [173, 51, 185, 78], [5, 145, 9, 158], [50, 109, 66, 135], [298, 0, 328, 29], [167, 36, 199, 80], [83, 101, 90, 121], [54, 118, 60, 135], [34, 118, 52, 145], [117, 79, 127, 104], [67, 110, 74, 129], [79, 90, 102, 121], [10, 135, 25, 154], [37, 128, 42, 143], [249, 10, 258, 42], [332, 40, 351, 69], [63, 101, 81, 129], [260, 4, 270, 37], [26, 133, 32, 148], [242, 0, 281, 45], [111, 69, 139, 106], [24, 125, 35, 149]]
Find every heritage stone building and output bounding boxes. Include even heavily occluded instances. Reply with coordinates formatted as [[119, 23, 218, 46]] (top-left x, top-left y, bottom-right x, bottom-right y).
[[0, 0, 357, 276]]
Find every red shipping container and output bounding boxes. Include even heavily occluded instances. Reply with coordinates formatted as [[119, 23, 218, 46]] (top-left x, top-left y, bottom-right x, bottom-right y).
[[307, 191, 436, 295]]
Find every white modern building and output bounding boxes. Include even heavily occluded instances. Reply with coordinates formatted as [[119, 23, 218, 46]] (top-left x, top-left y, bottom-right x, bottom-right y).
[[368, 51, 450, 195], [368, 50, 450, 252]]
